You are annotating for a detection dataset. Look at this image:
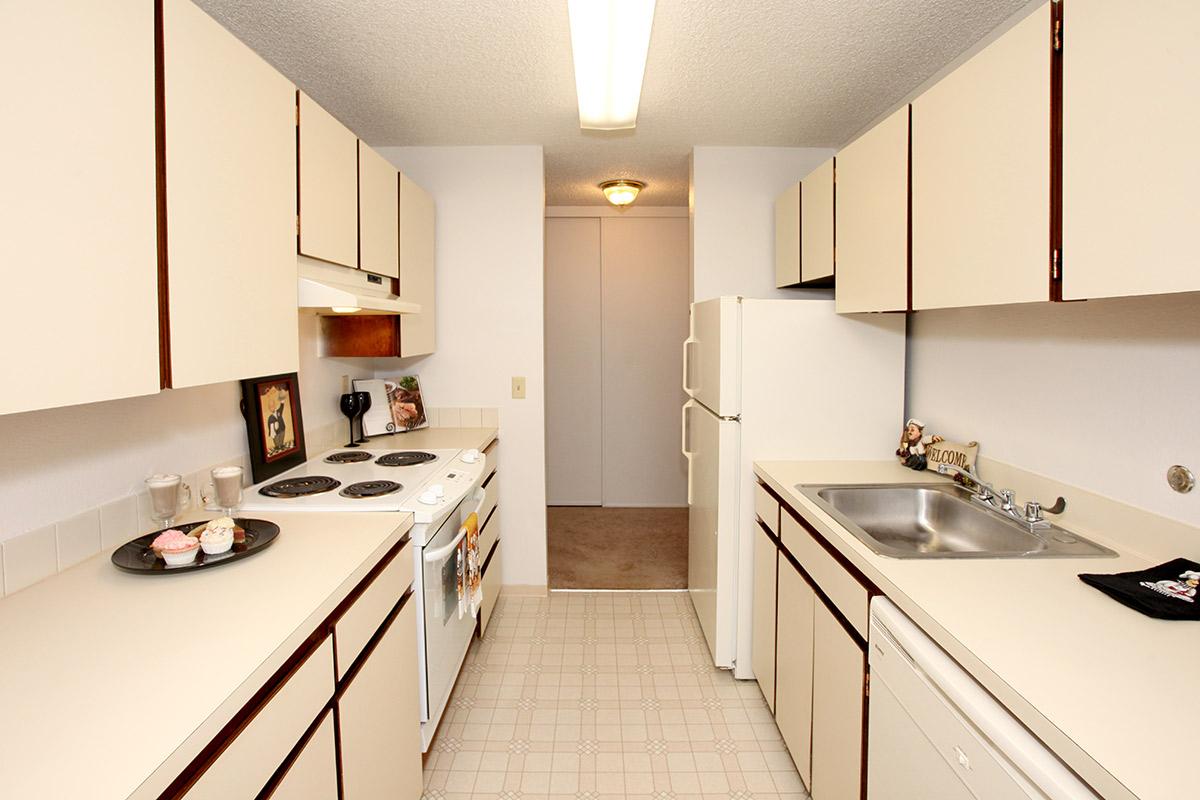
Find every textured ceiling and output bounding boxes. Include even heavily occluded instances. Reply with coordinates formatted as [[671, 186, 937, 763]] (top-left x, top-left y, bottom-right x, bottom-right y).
[[194, 0, 1029, 206]]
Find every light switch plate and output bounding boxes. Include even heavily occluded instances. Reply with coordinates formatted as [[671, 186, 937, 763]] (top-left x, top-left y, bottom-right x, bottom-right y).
[[511, 376, 526, 399]]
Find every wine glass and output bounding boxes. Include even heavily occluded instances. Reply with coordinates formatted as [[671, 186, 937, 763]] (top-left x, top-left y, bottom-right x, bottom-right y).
[[339, 393, 362, 448], [353, 391, 372, 444]]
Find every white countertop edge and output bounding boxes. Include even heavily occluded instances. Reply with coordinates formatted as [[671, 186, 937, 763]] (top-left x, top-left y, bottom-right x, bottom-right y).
[[752, 460, 1137, 800]]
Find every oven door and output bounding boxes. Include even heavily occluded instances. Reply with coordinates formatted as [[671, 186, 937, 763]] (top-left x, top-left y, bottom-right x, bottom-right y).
[[418, 488, 487, 727]]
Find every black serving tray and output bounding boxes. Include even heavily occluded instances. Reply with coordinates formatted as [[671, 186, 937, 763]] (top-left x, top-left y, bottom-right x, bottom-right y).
[[110, 518, 280, 574]]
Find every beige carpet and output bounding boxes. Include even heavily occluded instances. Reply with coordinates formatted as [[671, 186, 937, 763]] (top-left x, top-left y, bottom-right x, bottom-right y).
[[547, 506, 689, 589]]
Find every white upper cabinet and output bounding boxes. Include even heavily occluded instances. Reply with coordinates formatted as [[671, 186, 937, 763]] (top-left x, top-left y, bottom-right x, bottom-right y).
[[1063, 1, 1200, 300], [912, 3, 1050, 310], [398, 173, 436, 357], [0, 1, 159, 415], [299, 92, 358, 268], [358, 143, 400, 279], [163, 0, 298, 389], [835, 106, 909, 313], [800, 158, 836, 285], [774, 183, 801, 288]]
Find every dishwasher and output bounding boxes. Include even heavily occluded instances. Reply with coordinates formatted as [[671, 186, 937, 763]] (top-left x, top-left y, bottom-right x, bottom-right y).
[[867, 599, 1100, 800]]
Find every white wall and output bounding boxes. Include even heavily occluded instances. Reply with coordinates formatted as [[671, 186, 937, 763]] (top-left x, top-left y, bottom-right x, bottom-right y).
[[907, 293, 1200, 526], [0, 313, 372, 542], [377, 146, 548, 590], [690, 146, 836, 302]]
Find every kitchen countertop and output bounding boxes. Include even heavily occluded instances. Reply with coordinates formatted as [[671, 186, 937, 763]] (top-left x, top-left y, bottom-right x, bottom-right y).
[[0, 510, 412, 800], [755, 459, 1197, 800]]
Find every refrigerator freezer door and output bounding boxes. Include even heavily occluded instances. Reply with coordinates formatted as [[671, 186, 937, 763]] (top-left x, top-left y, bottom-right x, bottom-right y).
[[686, 399, 740, 668], [685, 297, 741, 417]]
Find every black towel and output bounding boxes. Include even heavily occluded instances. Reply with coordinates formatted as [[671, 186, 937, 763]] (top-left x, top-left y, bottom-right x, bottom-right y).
[[1079, 558, 1200, 621]]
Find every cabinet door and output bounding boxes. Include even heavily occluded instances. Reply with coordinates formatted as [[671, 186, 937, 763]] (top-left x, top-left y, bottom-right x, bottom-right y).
[[774, 559, 815, 789], [339, 596, 423, 800], [774, 183, 801, 287], [1063, 1, 1200, 300], [1, 1, 159, 415], [480, 541, 502, 636], [398, 173, 436, 357], [800, 158, 835, 284], [268, 713, 339, 800], [810, 603, 866, 800], [912, 3, 1050, 310], [751, 525, 778, 712], [164, 0, 298, 389], [359, 142, 400, 279], [299, 92, 358, 268], [836, 106, 909, 313]]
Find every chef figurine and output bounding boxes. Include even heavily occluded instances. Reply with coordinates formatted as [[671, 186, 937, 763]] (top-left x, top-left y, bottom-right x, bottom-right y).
[[1140, 569, 1200, 603], [896, 418, 943, 471]]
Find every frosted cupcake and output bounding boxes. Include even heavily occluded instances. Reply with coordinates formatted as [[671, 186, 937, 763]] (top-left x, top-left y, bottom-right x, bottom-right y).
[[199, 524, 234, 556], [208, 516, 245, 544], [150, 529, 189, 557], [159, 535, 200, 566]]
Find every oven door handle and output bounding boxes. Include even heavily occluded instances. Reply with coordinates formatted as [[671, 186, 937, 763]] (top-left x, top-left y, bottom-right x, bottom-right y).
[[422, 488, 487, 563]]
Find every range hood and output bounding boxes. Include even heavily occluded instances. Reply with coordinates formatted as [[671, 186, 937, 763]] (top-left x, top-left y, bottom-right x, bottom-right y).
[[297, 259, 421, 316]]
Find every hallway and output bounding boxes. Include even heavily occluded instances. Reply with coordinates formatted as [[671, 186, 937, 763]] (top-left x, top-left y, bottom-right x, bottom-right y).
[[423, 591, 808, 800]]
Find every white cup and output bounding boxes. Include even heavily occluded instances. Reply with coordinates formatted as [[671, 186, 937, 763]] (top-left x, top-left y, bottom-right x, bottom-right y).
[[146, 474, 191, 527], [203, 466, 244, 516]]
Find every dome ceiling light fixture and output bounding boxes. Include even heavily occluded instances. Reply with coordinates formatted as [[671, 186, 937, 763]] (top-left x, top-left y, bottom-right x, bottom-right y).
[[567, 0, 657, 130], [600, 179, 646, 207]]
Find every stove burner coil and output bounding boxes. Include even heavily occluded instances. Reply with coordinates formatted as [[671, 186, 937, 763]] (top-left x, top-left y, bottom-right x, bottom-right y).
[[324, 451, 373, 464], [258, 475, 341, 498], [375, 451, 438, 468], [340, 480, 404, 499]]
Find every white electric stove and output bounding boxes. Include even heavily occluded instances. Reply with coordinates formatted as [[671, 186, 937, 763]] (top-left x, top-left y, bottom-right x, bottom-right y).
[[240, 444, 490, 749]]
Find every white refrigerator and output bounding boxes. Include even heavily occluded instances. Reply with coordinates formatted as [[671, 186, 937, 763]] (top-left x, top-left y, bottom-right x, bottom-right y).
[[682, 296, 905, 676]]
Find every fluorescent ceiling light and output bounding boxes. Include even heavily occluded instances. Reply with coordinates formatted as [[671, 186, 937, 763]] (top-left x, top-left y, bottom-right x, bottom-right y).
[[567, 0, 656, 130]]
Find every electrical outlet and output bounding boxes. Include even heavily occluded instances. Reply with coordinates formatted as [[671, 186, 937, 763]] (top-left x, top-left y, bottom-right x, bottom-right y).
[[511, 376, 526, 399]]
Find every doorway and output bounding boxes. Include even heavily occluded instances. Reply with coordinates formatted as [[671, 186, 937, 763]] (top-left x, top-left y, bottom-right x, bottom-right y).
[[544, 212, 690, 588]]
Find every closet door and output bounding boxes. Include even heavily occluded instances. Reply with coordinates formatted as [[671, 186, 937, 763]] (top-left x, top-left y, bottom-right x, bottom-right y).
[[544, 218, 603, 505], [600, 217, 690, 506]]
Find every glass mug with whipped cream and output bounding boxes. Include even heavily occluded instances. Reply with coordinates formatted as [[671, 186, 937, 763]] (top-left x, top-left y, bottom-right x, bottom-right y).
[[202, 466, 244, 517], [145, 474, 192, 528]]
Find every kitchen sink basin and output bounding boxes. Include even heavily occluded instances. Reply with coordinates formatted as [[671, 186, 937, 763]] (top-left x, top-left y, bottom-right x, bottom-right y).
[[796, 483, 1117, 559]]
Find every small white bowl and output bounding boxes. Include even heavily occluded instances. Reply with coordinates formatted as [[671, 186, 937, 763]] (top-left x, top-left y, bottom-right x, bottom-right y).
[[200, 536, 233, 556], [162, 543, 199, 566]]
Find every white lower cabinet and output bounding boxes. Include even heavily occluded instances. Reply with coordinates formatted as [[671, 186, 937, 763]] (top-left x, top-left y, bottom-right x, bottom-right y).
[[268, 712, 339, 800], [774, 559, 815, 789], [480, 540, 502, 636], [751, 522, 778, 712], [810, 602, 866, 800], [184, 638, 335, 799], [339, 595, 423, 800]]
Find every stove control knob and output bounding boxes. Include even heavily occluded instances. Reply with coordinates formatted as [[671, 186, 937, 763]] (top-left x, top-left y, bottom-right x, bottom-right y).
[[418, 491, 439, 506], [461, 449, 480, 464], [430, 483, 445, 498]]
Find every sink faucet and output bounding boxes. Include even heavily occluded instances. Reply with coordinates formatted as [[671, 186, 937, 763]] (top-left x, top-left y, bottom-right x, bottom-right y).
[[936, 463, 1057, 532]]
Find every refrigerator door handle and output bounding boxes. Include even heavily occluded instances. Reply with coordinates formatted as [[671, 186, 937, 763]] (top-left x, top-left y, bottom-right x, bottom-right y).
[[681, 402, 693, 504], [682, 336, 696, 394]]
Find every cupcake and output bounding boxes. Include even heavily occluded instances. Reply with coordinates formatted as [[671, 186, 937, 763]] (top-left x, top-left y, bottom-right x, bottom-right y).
[[150, 529, 189, 557], [160, 535, 200, 566], [208, 516, 246, 544], [199, 524, 234, 556]]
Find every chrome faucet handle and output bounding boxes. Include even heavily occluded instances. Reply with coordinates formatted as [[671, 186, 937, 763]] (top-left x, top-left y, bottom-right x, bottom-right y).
[[1024, 501, 1043, 523], [999, 489, 1016, 512]]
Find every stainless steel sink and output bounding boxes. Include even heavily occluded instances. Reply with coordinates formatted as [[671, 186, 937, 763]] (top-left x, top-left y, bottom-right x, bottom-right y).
[[796, 483, 1116, 559]]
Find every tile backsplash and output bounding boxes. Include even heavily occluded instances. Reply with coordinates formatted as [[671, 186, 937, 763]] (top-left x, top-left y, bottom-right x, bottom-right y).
[[0, 409, 498, 598]]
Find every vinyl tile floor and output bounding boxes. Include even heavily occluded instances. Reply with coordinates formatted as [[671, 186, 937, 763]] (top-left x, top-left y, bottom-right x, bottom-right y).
[[423, 591, 809, 800]]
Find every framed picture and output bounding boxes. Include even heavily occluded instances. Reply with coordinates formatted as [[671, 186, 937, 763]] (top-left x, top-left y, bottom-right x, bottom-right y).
[[386, 375, 428, 432], [240, 372, 307, 483]]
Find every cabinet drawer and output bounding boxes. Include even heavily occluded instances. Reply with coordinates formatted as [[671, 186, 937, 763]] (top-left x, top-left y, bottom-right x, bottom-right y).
[[478, 508, 501, 570], [266, 712, 338, 800], [781, 512, 870, 639], [335, 539, 414, 679], [479, 472, 499, 527], [480, 542, 502, 635], [185, 638, 334, 800], [754, 483, 779, 535], [483, 439, 500, 473]]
